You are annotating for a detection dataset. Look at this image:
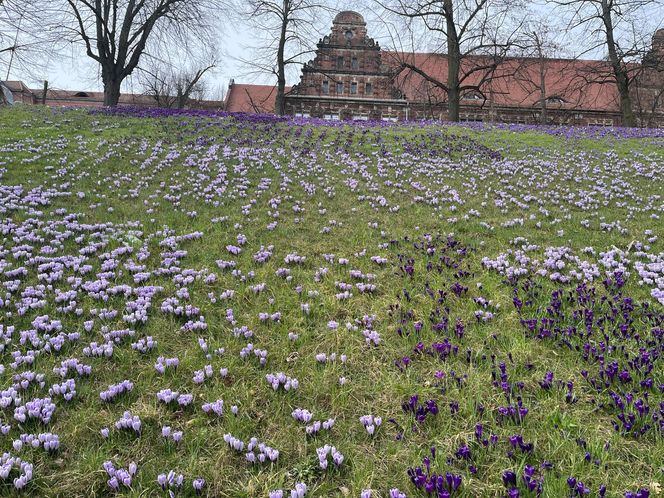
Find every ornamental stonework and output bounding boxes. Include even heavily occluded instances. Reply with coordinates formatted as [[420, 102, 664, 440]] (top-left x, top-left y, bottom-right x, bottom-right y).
[[285, 11, 407, 120]]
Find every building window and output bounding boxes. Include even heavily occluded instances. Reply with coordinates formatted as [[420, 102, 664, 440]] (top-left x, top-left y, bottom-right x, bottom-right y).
[[322, 81, 329, 95], [545, 96, 566, 105], [351, 82, 357, 95], [324, 113, 340, 121], [351, 57, 358, 70], [461, 92, 482, 101], [365, 82, 372, 95], [336, 82, 343, 94], [336, 56, 344, 69]]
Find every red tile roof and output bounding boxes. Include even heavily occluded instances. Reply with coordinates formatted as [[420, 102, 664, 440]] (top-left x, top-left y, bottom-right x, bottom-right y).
[[2, 81, 224, 109], [224, 83, 290, 113], [384, 52, 626, 112], [38, 89, 157, 107], [229, 52, 629, 115]]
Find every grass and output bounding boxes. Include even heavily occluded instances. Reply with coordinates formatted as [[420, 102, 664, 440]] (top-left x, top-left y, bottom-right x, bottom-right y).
[[0, 105, 662, 497]]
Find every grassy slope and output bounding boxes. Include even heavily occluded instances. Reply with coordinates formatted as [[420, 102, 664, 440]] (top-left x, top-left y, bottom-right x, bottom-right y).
[[0, 106, 662, 497]]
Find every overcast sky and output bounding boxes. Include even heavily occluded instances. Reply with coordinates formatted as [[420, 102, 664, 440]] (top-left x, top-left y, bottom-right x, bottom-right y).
[[3, 3, 663, 94], [16, 22, 252, 93], [5, 7, 382, 93]]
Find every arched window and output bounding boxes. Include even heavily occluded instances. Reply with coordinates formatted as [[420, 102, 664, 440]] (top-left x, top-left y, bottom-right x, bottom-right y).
[[461, 92, 483, 101], [545, 96, 566, 105], [74, 92, 89, 98]]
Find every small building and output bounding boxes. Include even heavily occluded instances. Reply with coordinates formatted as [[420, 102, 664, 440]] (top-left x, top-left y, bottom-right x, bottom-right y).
[[224, 80, 291, 114], [0, 81, 224, 110]]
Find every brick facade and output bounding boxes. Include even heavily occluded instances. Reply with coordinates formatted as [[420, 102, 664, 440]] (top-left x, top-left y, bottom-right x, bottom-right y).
[[285, 11, 407, 121], [283, 11, 664, 126]]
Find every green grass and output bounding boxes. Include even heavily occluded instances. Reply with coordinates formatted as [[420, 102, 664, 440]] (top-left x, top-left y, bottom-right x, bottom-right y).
[[0, 105, 662, 497]]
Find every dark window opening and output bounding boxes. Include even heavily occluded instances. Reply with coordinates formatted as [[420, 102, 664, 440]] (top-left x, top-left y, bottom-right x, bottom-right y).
[[351, 57, 358, 70], [74, 92, 89, 97], [461, 92, 482, 101], [351, 82, 357, 95], [336, 82, 343, 94], [365, 82, 373, 95], [322, 81, 329, 95], [336, 56, 344, 69]]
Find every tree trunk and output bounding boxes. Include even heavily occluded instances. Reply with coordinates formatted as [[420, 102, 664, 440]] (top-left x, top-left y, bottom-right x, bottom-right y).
[[444, 0, 460, 122], [447, 82, 460, 122], [602, 0, 636, 127], [103, 76, 122, 107], [614, 83, 635, 128], [274, 3, 288, 116], [538, 48, 546, 124]]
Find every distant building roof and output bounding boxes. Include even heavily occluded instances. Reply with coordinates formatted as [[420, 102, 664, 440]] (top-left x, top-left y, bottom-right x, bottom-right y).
[[1, 81, 223, 109], [224, 83, 291, 114], [3, 80, 34, 93], [35, 89, 157, 107], [0, 82, 14, 104], [385, 52, 625, 112]]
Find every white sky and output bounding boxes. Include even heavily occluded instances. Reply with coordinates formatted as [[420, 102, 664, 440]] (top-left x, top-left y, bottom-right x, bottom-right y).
[[5, 7, 369, 93], [11, 23, 252, 93], [3, 3, 663, 94]]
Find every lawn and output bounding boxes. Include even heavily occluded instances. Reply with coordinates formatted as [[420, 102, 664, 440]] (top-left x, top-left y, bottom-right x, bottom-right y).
[[0, 105, 662, 498]]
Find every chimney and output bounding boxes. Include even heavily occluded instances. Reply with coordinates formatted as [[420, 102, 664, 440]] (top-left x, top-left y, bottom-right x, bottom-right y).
[[644, 29, 664, 68], [653, 29, 664, 52]]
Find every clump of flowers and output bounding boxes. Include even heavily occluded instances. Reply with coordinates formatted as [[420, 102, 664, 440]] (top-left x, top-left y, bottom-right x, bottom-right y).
[[157, 470, 183, 494], [156, 389, 193, 407], [202, 399, 224, 417], [402, 394, 438, 424], [154, 356, 179, 374], [14, 397, 56, 425], [316, 444, 344, 469], [223, 433, 279, 463], [0, 452, 33, 490], [114, 411, 142, 434], [291, 408, 313, 423], [265, 372, 299, 391], [269, 483, 307, 498], [306, 418, 335, 435], [359, 415, 382, 435], [99, 380, 134, 402], [13, 433, 59, 452], [103, 460, 137, 491], [161, 426, 183, 445], [407, 448, 463, 496]]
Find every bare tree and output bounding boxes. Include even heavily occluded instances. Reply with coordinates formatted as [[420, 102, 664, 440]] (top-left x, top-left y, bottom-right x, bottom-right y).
[[633, 29, 664, 125], [378, 0, 525, 121], [235, 0, 331, 115], [47, 0, 223, 106], [1, 0, 53, 81], [507, 19, 577, 124], [140, 59, 216, 108], [553, 0, 664, 127]]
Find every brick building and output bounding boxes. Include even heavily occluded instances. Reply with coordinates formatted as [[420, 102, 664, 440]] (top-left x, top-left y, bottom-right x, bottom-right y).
[[225, 11, 664, 126], [0, 81, 224, 110], [284, 10, 406, 121]]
